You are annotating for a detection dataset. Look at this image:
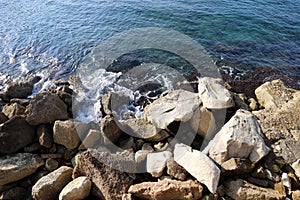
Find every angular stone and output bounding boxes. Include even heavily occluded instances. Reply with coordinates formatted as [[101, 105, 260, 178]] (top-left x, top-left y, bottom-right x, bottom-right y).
[[221, 158, 255, 175], [32, 166, 73, 200], [99, 115, 123, 144], [128, 179, 203, 200], [274, 140, 300, 164], [78, 129, 102, 150], [37, 124, 53, 148], [26, 92, 68, 125], [53, 120, 90, 149], [224, 179, 286, 200], [198, 77, 234, 109], [59, 176, 91, 200], [166, 158, 187, 180], [292, 159, 300, 179], [120, 118, 169, 142], [255, 79, 295, 111], [135, 149, 153, 163], [122, 194, 133, 200], [203, 109, 270, 165], [174, 143, 220, 193], [101, 92, 130, 116], [144, 90, 201, 129], [146, 151, 172, 177], [5, 81, 33, 99], [72, 149, 135, 200], [292, 190, 300, 200], [0, 116, 36, 154], [2, 103, 25, 119], [190, 107, 216, 138], [0, 153, 44, 186]]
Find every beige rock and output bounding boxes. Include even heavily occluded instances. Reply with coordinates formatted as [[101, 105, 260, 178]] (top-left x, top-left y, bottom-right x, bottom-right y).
[[221, 158, 254, 175], [203, 109, 270, 165], [45, 158, 59, 172], [255, 79, 295, 110], [2, 103, 25, 119], [0, 153, 44, 186], [292, 190, 300, 200], [53, 120, 90, 149], [224, 179, 286, 200], [146, 151, 172, 177], [292, 159, 300, 179], [99, 115, 123, 144], [122, 194, 133, 200], [128, 179, 203, 200], [78, 129, 102, 150], [198, 77, 234, 109], [32, 166, 73, 200], [59, 176, 91, 200], [174, 143, 220, 193], [166, 158, 187, 180], [135, 149, 153, 163], [190, 107, 216, 138], [144, 90, 201, 129], [37, 124, 53, 148]]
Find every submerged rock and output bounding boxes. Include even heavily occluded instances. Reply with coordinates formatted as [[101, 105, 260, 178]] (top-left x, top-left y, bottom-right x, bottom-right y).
[[32, 166, 73, 200], [26, 92, 68, 125], [0, 153, 44, 186], [144, 90, 201, 129], [59, 176, 91, 200], [174, 143, 220, 193], [128, 179, 203, 200], [203, 109, 270, 165]]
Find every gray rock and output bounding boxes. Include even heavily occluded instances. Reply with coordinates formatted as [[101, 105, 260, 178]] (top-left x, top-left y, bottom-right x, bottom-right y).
[[0, 153, 44, 186], [99, 115, 123, 144], [128, 179, 203, 200], [144, 90, 201, 129], [26, 92, 68, 125], [203, 109, 270, 165], [37, 124, 53, 148], [45, 158, 59, 172], [166, 158, 187, 180], [190, 107, 216, 138], [174, 143, 220, 193], [32, 166, 73, 200], [198, 77, 234, 109], [221, 158, 255, 175], [101, 92, 130, 116], [59, 176, 91, 200], [224, 179, 286, 200], [78, 129, 102, 150], [2, 103, 25, 119], [274, 139, 300, 164], [5, 81, 33, 99], [53, 120, 90, 150], [146, 151, 172, 177], [0, 116, 36, 154]]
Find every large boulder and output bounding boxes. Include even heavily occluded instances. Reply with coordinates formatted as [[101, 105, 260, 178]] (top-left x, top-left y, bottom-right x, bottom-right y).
[[174, 143, 220, 193], [203, 109, 270, 165], [59, 176, 91, 200], [128, 179, 203, 200], [73, 149, 135, 200], [0, 116, 36, 154], [198, 77, 234, 109], [144, 90, 201, 129], [32, 166, 73, 200], [26, 92, 68, 125], [224, 179, 286, 200], [0, 153, 44, 186]]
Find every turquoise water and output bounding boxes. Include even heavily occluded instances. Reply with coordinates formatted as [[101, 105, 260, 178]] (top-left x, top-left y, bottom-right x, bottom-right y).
[[0, 0, 300, 85]]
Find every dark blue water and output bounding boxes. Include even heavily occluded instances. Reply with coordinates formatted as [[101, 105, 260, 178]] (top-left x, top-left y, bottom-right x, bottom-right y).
[[1, 0, 300, 86]]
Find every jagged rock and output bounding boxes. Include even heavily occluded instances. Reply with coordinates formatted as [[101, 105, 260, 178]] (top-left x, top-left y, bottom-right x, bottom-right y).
[[135, 149, 154, 163], [59, 176, 91, 200], [253, 91, 300, 143], [274, 140, 300, 164], [4, 81, 33, 99], [10, 98, 30, 106], [146, 151, 172, 177], [26, 92, 68, 125], [32, 166, 73, 200], [101, 92, 130, 116], [0, 112, 7, 124], [0, 153, 44, 186], [72, 149, 135, 200], [99, 115, 123, 144], [37, 124, 53, 148], [292, 159, 300, 179], [224, 179, 286, 200], [166, 158, 187, 180], [174, 143, 220, 193], [221, 158, 255, 175], [198, 77, 234, 109], [190, 107, 216, 138], [144, 90, 201, 129], [119, 136, 136, 150], [292, 190, 300, 200], [45, 158, 59, 171], [78, 129, 102, 150], [0, 116, 36, 153], [128, 179, 203, 200], [255, 79, 295, 111], [2, 103, 25, 119], [53, 120, 90, 150], [0, 187, 30, 200], [120, 118, 169, 142], [232, 93, 250, 110], [203, 109, 270, 165]]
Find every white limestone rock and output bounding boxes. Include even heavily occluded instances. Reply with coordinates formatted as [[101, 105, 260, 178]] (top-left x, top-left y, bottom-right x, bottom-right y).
[[147, 151, 172, 177]]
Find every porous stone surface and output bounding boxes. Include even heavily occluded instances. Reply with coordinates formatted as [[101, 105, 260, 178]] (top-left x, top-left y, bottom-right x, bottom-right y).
[[59, 176, 91, 200], [0, 153, 44, 186], [128, 179, 203, 200]]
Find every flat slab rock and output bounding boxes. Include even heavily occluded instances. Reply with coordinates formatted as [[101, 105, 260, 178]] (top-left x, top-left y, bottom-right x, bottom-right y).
[[73, 149, 135, 200], [128, 179, 203, 200], [144, 90, 201, 129], [203, 109, 270, 165], [0, 153, 44, 186], [224, 179, 286, 200]]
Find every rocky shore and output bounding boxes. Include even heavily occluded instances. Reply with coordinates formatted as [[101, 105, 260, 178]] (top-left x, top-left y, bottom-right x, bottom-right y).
[[0, 69, 299, 200]]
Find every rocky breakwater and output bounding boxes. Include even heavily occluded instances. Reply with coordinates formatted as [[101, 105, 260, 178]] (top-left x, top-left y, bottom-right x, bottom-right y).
[[0, 75, 299, 200]]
